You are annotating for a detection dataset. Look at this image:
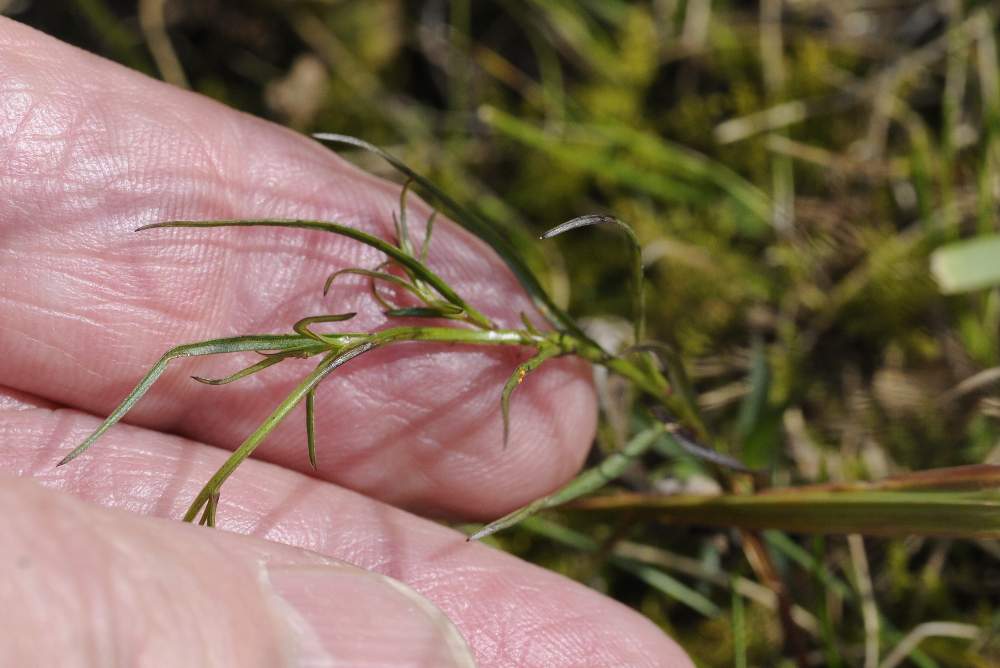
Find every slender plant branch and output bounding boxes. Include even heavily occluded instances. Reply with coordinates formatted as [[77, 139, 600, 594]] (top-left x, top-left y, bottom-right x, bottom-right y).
[[60, 139, 697, 529]]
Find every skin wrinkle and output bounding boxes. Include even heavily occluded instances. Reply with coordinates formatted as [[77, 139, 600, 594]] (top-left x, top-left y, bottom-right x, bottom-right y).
[[300, 346, 532, 513], [4, 482, 357, 666], [0, 19, 689, 667], [0, 400, 688, 666]]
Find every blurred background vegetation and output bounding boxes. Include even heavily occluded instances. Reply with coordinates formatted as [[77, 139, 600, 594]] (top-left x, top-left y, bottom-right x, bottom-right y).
[[6, 0, 1000, 665]]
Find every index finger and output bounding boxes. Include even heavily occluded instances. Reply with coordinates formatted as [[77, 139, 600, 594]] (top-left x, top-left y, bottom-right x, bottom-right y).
[[0, 18, 596, 518]]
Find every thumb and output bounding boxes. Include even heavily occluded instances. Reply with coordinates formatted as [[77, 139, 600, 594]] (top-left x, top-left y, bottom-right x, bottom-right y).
[[0, 479, 474, 667]]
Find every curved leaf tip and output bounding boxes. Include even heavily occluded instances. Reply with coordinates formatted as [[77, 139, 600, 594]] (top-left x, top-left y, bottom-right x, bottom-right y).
[[540, 214, 625, 240], [540, 215, 645, 342]]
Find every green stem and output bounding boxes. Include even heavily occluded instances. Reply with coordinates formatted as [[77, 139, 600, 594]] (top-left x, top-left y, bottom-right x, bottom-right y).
[[182, 326, 547, 523], [183, 345, 368, 522]]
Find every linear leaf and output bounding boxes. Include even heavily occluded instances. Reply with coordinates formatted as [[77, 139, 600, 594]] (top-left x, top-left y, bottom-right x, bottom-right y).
[[57, 335, 312, 466], [469, 424, 664, 541], [384, 305, 464, 319], [306, 389, 317, 470], [323, 267, 423, 299], [182, 342, 376, 523], [191, 353, 288, 385], [627, 342, 708, 441], [293, 313, 357, 344], [395, 178, 415, 255], [569, 465, 1000, 538], [419, 210, 438, 262], [312, 133, 596, 346], [521, 517, 719, 617], [139, 220, 492, 329], [542, 215, 645, 342], [500, 345, 561, 448]]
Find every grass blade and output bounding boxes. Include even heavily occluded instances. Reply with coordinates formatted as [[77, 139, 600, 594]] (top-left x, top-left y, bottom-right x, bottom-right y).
[[617, 558, 721, 618], [569, 465, 1000, 538], [521, 517, 720, 617], [732, 587, 747, 668]]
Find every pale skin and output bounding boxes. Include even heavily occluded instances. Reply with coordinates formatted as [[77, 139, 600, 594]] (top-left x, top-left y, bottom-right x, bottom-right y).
[[0, 18, 692, 667]]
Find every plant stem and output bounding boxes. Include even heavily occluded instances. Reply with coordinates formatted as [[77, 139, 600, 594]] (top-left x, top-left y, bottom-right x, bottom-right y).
[[183, 346, 359, 522]]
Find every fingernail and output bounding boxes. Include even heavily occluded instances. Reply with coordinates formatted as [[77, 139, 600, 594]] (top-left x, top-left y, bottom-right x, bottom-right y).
[[266, 564, 476, 668]]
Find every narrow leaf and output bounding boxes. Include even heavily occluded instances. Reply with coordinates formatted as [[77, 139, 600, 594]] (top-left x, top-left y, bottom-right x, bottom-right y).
[[255, 343, 324, 359], [732, 587, 748, 668], [519, 312, 540, 335], [469, 424, 664, 541], [657, 420, 757, 474], [569, 465, 1000, 538], [191, 353, 287, 385], [541, 215, 645, 342], [183, 342, 376, 522], [394, 178, 415, 255], [292, 313, 357, 343], [618, 559, 722, 617], [735, 337, 776, 470], [322, 267, 422, 299], [57, 335, 311, 466], [384, 306, 464, 319], [500, 346, 561, 448], [419, 210, 438, 262], [521, 517, 720, 617], [139, 220, 492, 329], [311, 133, 593, 345], [306, 389, 317, 470], [628, 342, 708, 441]]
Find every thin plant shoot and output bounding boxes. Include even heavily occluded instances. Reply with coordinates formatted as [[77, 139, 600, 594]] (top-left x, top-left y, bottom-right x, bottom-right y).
[[58, 137, 690, 528]]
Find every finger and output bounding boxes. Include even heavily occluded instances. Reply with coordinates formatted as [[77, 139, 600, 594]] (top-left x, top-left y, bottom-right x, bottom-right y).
[[0, 478, 473, 668], [0, 18, 596, 517], [1, 391, 692, 668]]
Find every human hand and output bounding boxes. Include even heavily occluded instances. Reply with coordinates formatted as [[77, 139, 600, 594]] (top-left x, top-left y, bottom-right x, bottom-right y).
[[0, 18, 691, 667]]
